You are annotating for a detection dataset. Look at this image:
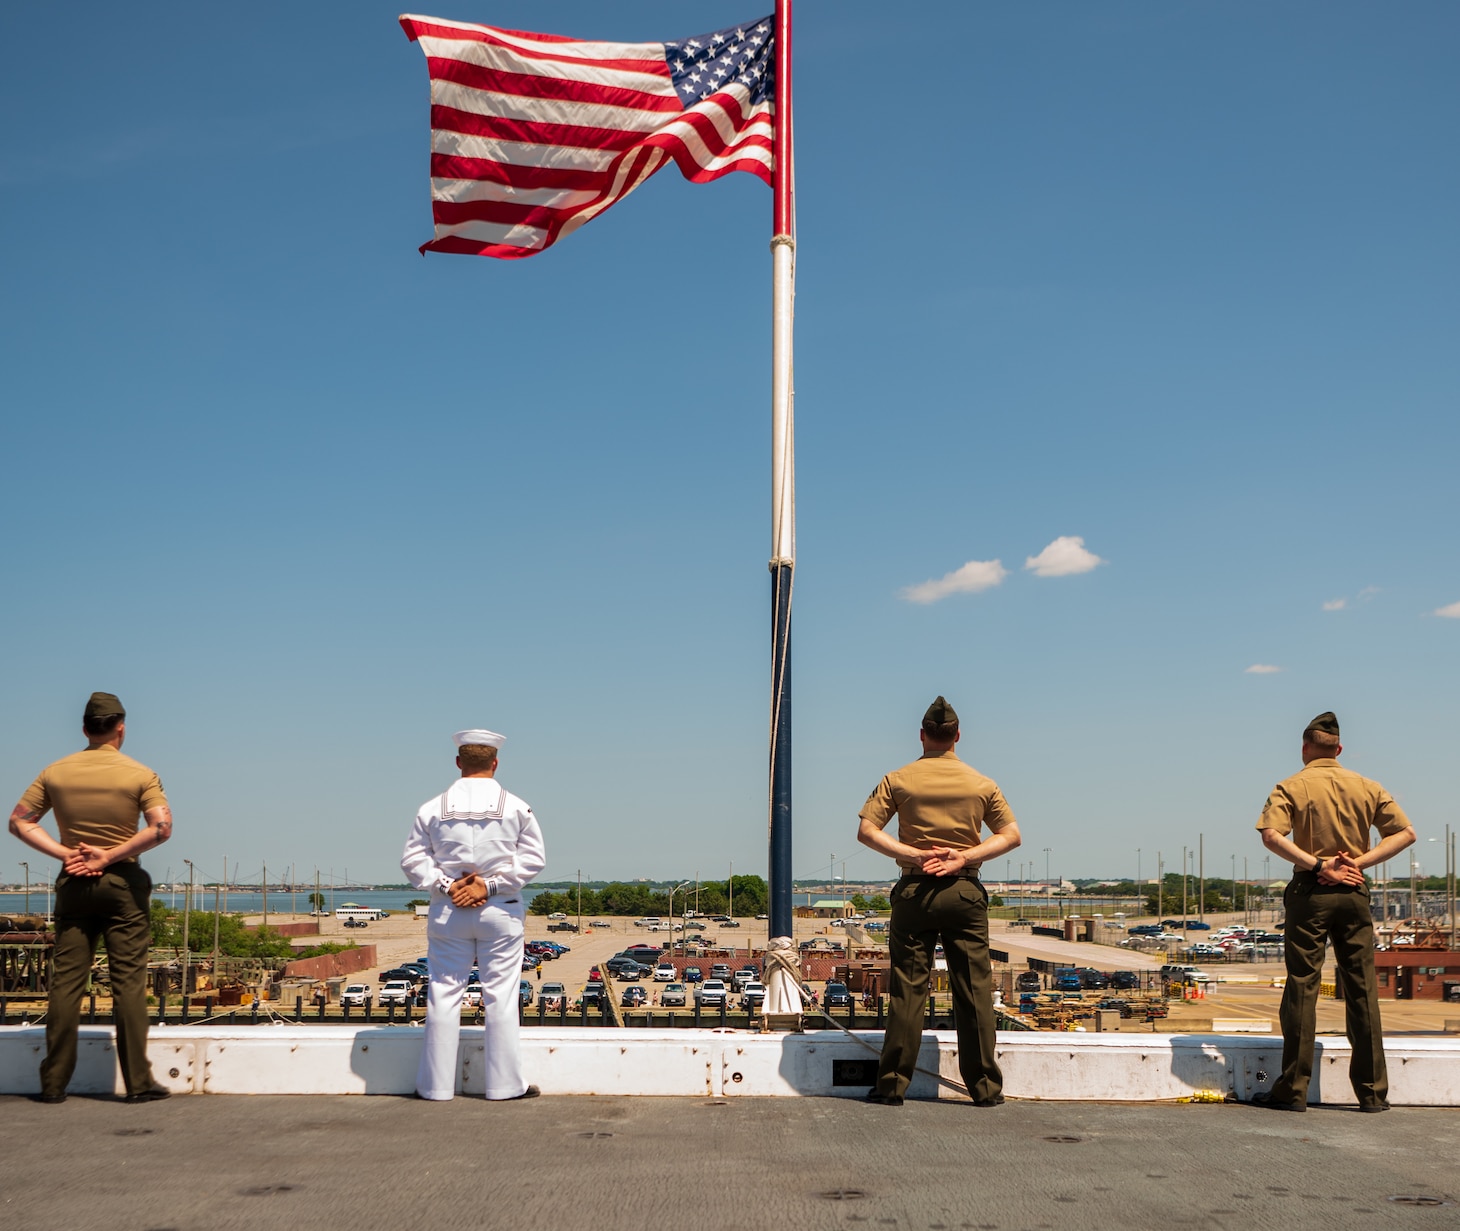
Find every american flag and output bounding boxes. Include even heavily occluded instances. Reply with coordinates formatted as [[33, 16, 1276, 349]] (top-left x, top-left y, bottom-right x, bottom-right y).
[[399, 14, 775, 259]]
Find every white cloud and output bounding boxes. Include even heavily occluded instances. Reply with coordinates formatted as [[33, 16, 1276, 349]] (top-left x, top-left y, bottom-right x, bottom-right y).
[[1244, 664, 1283, 674], [1322, 598, 1347, 611], [901, 559, 1009, 604], [1358, 586, 1381, 600], [1434, 601, 1460, 619], [1024, 536, 1106, 578]]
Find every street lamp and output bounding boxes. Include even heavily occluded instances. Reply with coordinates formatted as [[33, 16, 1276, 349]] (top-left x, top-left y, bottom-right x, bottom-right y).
[[1043, 847, 1052, 919], [182, 859, 195, 1000], [20, 862, 29, 917], [667, 881, 691, 954]]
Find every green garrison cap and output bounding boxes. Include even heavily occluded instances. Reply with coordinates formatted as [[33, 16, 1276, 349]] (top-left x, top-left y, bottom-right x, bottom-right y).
[[84, 691, 125, 720], [922, 695, 959, 734], [1304, 711, 1340, 738]]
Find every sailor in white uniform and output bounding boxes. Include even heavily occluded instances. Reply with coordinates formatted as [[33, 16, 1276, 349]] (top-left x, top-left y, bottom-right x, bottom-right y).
[[401, 728, 546, 1100]]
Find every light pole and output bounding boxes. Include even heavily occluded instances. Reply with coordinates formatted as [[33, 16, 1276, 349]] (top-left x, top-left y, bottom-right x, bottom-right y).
[[20, 862, 29, 917], [182, 858, 195, 999], [1042, 847, 1051, 919], [667, 881, 691, 951], [1136, 848, 1141, 919], [1181, 846, 1188, 938]]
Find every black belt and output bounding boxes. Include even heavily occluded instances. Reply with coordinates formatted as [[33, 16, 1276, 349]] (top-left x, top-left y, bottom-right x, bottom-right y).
[[899, 871, 980, 882]]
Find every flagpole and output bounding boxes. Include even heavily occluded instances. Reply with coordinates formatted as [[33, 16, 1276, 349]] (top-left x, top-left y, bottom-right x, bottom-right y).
[[768, 0, 795, 941]]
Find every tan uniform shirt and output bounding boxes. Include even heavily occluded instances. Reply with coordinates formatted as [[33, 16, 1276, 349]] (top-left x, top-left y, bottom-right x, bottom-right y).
[[19, 746, 167, 860], [1255, 757, 1411, 859], [860, 750, 1017, 871]]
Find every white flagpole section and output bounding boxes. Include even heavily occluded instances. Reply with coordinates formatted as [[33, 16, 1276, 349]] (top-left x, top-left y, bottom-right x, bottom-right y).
[[770, 238, 795, 568]]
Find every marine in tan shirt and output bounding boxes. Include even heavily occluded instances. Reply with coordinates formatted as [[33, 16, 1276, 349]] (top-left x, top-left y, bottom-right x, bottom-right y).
[[19, 745, 168, 860], [860, 749, 1017, 870], [1249, 710, 1416, 1115], [856, 697, 1022, 1108], [8, 691, 173, 1103], [1257, 758, 1411, 859]]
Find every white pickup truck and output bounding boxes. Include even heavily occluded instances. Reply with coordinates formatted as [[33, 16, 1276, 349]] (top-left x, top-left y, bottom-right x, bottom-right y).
[[695, 979, 729, 1007], [377, 980, 413, 1005]]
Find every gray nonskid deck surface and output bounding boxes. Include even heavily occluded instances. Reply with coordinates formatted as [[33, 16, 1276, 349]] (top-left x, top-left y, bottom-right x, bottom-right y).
[[3, 1095, 1456, 1231]]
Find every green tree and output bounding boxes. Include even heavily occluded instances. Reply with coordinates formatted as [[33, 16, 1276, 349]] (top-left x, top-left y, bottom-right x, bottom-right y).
[[849, 893, 869, 912], [308, 892, 326, 911]]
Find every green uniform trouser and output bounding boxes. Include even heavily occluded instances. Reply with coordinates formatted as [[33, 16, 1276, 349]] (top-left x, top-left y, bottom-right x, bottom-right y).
[[42, 864, 156, 1098], [876, 874, 1001, 1102], [1272, 872, 1387, 1107]]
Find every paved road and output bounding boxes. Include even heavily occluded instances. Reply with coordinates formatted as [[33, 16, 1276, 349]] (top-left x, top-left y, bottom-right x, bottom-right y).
[[5, 1093, 1457, 1231]]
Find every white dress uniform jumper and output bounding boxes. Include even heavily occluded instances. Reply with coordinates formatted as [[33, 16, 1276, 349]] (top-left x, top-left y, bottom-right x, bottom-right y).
[[401, 776, 546, 1099]]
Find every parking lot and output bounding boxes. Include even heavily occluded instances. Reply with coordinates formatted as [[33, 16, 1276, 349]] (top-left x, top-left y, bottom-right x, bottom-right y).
[[44, 907, 1451, 1038]]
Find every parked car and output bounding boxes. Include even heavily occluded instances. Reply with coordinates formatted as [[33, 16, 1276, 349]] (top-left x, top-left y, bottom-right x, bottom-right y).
[[1054, 973, 1083, 993], [823, 981, 851, 1008], [722, 920, 742, 928], [622, 985, 648, 1007], [1015, 971, 1042, 993], [581, 981, 606, 1008], [740, 982, 767, 1010], [547, 911, 567, 920], [1078, 969, 1109, 990], [340, 983, 371, 1007], [662, 983, 687, 1007], [622, 945, 667, 964], [1111, 970, 1141, 991], [540, 981, 567, 1008], [682, 966, 704, 984], [733, 967, 758, 989], [379, 967, 419, 983], [521, 952, 541, 971], [343, 918, 368, 929], [604, 956, 643, 977], [378, 980, 413, 1005], [616, 964, 643, 982], [547, 921, 579, 933], [695, 980, 729, 1006], [654, 963, 676, 982], [709, 964, 733, 983], [518, 979, 533, 1007]]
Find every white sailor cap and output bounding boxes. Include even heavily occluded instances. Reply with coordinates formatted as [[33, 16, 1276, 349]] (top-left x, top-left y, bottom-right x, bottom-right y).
[[453, 729, 505, 749]]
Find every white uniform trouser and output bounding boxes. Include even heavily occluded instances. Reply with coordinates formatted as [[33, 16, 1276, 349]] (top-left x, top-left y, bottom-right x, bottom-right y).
[[417, 893, 526, 1100]]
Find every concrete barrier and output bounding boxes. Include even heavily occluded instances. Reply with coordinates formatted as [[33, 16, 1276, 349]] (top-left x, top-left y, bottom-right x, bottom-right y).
[[3, 1025, 1458, 1104]]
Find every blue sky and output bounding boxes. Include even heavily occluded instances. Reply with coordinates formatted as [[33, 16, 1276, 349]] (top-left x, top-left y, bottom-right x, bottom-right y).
[[2, 2, 1456, 890]]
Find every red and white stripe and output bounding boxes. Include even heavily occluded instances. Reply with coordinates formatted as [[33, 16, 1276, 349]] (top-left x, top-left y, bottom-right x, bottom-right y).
[[400, 15, 774, 259]]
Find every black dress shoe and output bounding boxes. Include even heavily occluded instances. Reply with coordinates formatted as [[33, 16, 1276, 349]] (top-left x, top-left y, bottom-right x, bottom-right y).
[[504, 1084, 540, 1100], [1251, 1091, 1305, 1112], [29, 1091, 66, 1104], [971, 1094, 1005, 1107], [124, 1085, 171, 1104], [865, 1088, 904, 1107], [1358, 1100, 1390, 1113]]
